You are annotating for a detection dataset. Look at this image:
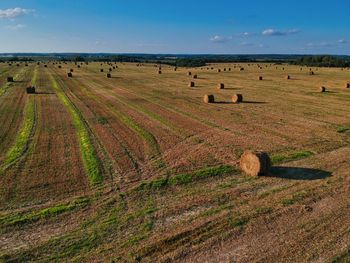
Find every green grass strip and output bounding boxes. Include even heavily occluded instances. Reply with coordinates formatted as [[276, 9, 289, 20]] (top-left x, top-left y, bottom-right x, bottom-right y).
[[135, 165, 236, 191], [0, 67, 27, 97], [50, 75, 102, 184], [2, 96, 35, 167], [0, 197, 90, 227], [271, 150, 314, 165]]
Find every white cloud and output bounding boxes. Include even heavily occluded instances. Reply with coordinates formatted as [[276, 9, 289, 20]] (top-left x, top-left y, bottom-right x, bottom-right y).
[[338, 39, 349, 44], [5, 24, 26, 30], [262, 28, 299, 36], [209, 35, 232, 43], [0, 7, 33, 19]]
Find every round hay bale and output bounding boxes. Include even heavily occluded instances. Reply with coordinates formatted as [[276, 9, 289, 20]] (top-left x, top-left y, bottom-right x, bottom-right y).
[[100, 69, 104, 72], [286, 75, 290, 79], [319, 86, 326, 92], [174, 67, 177, 71], [77, 65, 81, 68], [187, 71, 192, 76], [70, 69, 74, 72], [193, 74, 198, 79], [58, 65, 62, 69], [228, 68, 231, 71], [217, 69, 221, 73], [217, 83, 224, 89], [189, 81, 195, 87], [7, 76, 14, 82], [158, 70, 162, 74], [203, 94, 214, 103], [239, 150, 271, 176], [258, 76, 263, 80], [223, 68, 226, 71], [240, 67, 244, 71], [232, 94, 243, 103], [107, 73, 111, 78], [346, 82, 350, 89], [109, 68, 112, 72], [67, 72, 73, 77], [309, 71, 314, 75]]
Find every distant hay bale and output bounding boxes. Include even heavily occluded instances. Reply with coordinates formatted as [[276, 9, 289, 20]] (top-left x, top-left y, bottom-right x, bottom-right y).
[[193, 74, 198, 79], [203, 94, 214, 103], [100, 69, 104, 72], [228, 68, 231, 71], [309, 71, 314, 75], [26, 86, 35, 94], [67, 72, 73, 77], [7, 77, 14, 82], [217, 83, 224, 89], [258, 76, 263, 80], [44, 65, 47, 68], [282, 67, 285, 70], [70, 69, 74, 72], [239, 150, 271, 176], [286, 75, 290, 79], [223, 68, 226, 71], [107, 73, 111, 78], [189, 81, 195, 87], [187, 71, 192, 76], [346, 82, 350, 89], [77, 65, 81, 68], [240, 67, 244, 71], [319, 86, 326, 92], [158, 70, 162, 74], [217, 69, 221, 72], [109, 68, 112, 72], [174, 67, 177, 71], [232, 94, 243, 103], [58, 65, 62, 68]]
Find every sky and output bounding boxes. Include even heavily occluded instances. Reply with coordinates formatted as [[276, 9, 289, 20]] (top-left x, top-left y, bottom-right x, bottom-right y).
[[0, 0, 349, 54]]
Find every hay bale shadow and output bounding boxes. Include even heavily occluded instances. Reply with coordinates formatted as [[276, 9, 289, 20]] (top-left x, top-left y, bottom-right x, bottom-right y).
[[268, 166, 332, 180], [35, 91, 55, 95]]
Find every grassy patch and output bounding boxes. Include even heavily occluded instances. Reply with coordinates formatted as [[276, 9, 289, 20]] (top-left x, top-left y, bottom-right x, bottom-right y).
[[0, 197, 90, 227], [331, 247, 350, 263], [135, 165, 237, 191], [281, 190, 311, 206], [336, 125, 350, 133], [50, 75, 102, 184], [271, 150, 314, 165]]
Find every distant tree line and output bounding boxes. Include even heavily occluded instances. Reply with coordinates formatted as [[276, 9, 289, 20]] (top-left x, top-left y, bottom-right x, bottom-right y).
[[292, 55, 350, 67]]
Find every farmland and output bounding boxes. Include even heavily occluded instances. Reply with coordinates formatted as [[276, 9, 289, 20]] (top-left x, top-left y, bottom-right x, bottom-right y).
[[0, 61, 349, 262]]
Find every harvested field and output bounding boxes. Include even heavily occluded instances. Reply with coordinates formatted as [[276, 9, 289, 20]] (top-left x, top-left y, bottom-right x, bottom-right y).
[[1, 62, 350, 263]]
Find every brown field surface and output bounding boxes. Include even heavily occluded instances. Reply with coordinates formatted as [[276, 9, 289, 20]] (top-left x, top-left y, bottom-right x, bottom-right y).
[[0, 62, 349, 262]]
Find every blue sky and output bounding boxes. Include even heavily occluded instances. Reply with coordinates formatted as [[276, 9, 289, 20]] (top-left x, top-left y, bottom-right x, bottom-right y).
[[0, 0, 349, 54]]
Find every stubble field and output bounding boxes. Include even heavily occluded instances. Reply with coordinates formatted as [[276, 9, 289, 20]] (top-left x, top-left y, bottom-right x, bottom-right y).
[[0, 61, 349, 262]]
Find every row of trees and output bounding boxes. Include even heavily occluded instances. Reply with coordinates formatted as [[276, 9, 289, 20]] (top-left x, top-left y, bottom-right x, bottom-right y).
[[293, 55, 350, 67]]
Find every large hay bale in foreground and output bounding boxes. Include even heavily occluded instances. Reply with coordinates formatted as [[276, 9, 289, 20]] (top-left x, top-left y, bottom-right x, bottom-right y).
[[7, 77, 14, 82], [203, 94, 214, 103], [67, 72, 73, 77], [189, 81, 195, 87], [232, 94, 243, 103], [319, 86, 326, 92], [217, 83, 224, 89], [240, 150, 271, 176]]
